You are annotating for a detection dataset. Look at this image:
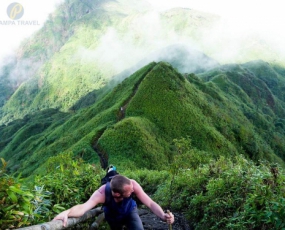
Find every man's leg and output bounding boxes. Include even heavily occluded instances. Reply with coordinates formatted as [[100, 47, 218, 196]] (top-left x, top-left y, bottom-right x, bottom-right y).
[[106, 220, 124, 230], [124, 207, 144, 230]]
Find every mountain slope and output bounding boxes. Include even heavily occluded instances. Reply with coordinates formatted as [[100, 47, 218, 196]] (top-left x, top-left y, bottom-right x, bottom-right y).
[[0, 62, 157, 176], [197, 61, 285, 160], [1, 61, 285, 178], [3, 0, 282, 125]]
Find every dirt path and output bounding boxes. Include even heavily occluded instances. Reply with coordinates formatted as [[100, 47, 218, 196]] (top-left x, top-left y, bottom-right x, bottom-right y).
[[138, 209, 191, 230]]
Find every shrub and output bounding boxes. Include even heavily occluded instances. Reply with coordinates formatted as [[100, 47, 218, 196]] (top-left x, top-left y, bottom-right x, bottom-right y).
[[33, 152, 103, 221], [0, 158, 34, 228], [154, 155, 285, 229]]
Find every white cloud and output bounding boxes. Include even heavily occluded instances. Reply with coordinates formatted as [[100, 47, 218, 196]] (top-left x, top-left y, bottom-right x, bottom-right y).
[[147, 0, 285, 45], [0, 0, 284, 65], [144, 0, 285, 64]]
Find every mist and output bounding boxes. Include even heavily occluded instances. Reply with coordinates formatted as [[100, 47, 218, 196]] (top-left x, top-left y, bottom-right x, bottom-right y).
[[75, 9, 218, 81], [147, 0, 285, 64], [0, 0, 65, 92], [74, 1, 284, 85], [1, 0, 284, 99]]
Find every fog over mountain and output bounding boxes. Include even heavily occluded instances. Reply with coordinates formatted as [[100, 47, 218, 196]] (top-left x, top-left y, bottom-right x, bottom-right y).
[[1, 0, 284, 65], [0, 0, 284, 125]]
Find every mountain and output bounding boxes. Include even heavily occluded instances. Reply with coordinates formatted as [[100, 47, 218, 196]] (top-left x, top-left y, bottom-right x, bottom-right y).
[[1, 0, 283, 125], [0, 0, 216, 124], [1, 60, 285, 178], [1, 0, 285, 177], [2, 1, 285, 228]]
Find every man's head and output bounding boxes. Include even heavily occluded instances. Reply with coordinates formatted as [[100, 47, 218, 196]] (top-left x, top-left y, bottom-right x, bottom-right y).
[[110, 175, 134, 198]]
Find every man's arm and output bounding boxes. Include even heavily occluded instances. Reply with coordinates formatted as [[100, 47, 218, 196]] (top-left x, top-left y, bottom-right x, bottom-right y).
[[53, 185, 106, 227], [132, 180, 174, 224]]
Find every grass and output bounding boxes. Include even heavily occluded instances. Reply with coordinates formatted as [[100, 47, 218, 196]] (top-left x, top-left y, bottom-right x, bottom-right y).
[[2, 60, 285, 177]]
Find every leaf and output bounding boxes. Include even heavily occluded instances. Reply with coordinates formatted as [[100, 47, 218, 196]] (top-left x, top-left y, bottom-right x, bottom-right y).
[[9, 186, 25, 195], [12, 211, 25, 216], [7, 190, 18, 203], [3, 204, 17, 212], [52, 204, 66, 212], [1, 158, 7, 168], [9, 186, 33, 197], [19, 201, 31, 213], [21, 197, 32, 204]]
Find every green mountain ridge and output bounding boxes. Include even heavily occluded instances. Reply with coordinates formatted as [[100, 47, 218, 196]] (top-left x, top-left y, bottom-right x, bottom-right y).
[[1, 0, 285, 178], [1, 0, 283, 125], [1, 60, 285, 178]]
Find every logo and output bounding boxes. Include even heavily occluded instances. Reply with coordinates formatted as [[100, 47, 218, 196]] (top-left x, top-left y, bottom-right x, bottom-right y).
[[7, 2, 24, 20], [1, 2, 39, 26]]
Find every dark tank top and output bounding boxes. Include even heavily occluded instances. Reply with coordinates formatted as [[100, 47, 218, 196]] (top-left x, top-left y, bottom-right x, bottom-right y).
[[103, 182, 137, 221]]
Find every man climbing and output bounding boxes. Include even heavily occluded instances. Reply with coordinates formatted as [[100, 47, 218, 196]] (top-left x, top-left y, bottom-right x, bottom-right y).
[[53, 175, 174, 229]]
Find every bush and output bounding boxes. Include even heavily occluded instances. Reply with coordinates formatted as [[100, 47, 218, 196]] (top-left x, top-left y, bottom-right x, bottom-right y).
[[154, 155, 285, 229], [123, 169, 169, 194], [0, 158, 34, 228], [33, 152, 103, 221]]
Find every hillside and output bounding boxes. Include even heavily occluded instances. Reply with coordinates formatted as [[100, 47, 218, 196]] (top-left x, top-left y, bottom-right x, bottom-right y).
[[2, 60, 285, 229], [1, 0, 283, 125], [2, 1, 285, 229], [0, 0, 217, 124], [0, 0, 285, 181], [1, 60, 285, 178]]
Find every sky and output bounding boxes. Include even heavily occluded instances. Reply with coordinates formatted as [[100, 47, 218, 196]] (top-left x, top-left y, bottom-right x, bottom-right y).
[[0, 0, 284, 64]]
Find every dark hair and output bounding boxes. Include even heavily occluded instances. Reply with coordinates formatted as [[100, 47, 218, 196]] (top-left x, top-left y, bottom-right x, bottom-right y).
[[110, 175, 131, 194]]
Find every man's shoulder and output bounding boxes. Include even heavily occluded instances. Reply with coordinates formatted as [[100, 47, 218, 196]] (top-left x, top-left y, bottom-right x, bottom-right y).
[[131, 179, 138, 186], [88, 184, 106, 205], [131, 179, 143, 193], [98, 184, 107, 194]]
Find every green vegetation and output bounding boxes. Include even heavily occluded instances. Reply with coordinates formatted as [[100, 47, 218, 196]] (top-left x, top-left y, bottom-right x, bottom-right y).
[[0, 157, 67, 228], [154, 153, 285, 229], [1, 0, 285, 228], [2, 139, 285, 229], [1, 60, 285, 229], [0, 155, 103, 229], [2, 0, 283, 124], [3, 60, 285, 178]]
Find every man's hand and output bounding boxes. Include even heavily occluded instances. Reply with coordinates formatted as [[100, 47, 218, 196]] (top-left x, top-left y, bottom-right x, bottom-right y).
[[164, 210, 174, 224], [53, 210, 69, 227], [51, 187, 105, 227]]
